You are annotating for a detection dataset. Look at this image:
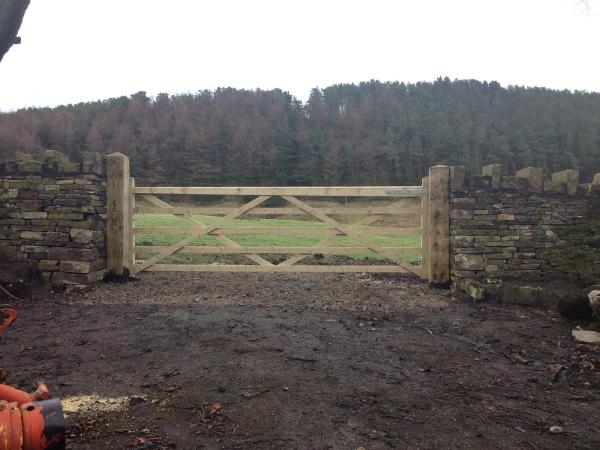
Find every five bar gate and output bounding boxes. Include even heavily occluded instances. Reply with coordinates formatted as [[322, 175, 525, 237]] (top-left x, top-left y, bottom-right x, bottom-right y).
[[106, 153, 450, 284]]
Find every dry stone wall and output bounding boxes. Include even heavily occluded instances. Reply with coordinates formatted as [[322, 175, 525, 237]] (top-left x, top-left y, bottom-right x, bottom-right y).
[[449, 164, 600, 298], [0, 150, 107, 286]]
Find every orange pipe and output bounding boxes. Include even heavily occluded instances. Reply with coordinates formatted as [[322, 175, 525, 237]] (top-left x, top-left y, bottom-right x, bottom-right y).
[[0, 383, 49, 405], [0, 385, 31, 405]]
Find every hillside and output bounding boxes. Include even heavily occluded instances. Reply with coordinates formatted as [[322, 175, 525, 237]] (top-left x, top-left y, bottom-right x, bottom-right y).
[[1, 78, 599, 185]]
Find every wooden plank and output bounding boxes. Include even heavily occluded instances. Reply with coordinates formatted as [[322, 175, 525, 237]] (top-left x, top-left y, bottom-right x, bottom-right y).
[[420, 176, 430, 280], [134, 206, 423, 216], [281, 195, 421, 275], [129, 178, 136, 270], [133, 186, 424, 197], [134, 195, 271, 273], [106, 153, 132, 278], [428, 166, 450, 284], [134, 246, 422, 255], [133, 226, 423, 235], [140, 264, 422, 275]]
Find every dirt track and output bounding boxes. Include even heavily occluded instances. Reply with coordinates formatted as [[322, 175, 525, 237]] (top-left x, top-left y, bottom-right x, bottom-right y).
[[1, 272, 599, 449]]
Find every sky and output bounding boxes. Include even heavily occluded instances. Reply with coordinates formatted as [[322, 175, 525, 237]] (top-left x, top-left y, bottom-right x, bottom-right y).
[[0, 0, 599, 111]]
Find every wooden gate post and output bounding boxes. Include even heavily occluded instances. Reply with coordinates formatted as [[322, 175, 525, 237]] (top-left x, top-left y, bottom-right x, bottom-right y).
[[427, 165, 450, 285], [106, 152, 132, 279]]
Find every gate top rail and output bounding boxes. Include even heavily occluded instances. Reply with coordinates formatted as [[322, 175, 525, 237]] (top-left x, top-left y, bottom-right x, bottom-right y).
[[133, 186, 425, 197]]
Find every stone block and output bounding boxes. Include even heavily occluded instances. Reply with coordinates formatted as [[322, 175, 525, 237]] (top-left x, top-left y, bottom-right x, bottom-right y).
[[43, 150, 70, 169], [0, 189, 18, 199], [48, 212, 85, 220], [70, 228, 102, 244], [22, 212, 48, 219], [45, 232, 70, 242], [47, 247, 99, 261], [485, 251, 515, 260], [593, 173, 600, 185], [20, 245, 47, 253], [516, 167, 544, 193], [82, 152, 105, 175], [450, 197, 477, 204], [451, 235, 474, 247], [450, 209, 473, 220], [454, 253, 485, 270], [20, 231, 44, 240], [39, 260, 59, 271], [543, 179, 567, 194], [17, 160, 42, 173], [497, 213, 515, 221], [52, 269, 104, 285], [449, 166, 465, 191], [464, 176, 491, 188], [494, 284, 546, 307], [58, 161, 81, 173], [500, 176, 528, 191], [456, 279, 488, 300], [59, 261, 92, 274], [482, 164, 502, 188], [474, 235, 500, 243], [551, 170, 579, 195]]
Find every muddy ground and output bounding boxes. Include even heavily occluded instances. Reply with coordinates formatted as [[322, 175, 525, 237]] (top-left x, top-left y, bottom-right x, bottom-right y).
[[1, 272, 599, 449]]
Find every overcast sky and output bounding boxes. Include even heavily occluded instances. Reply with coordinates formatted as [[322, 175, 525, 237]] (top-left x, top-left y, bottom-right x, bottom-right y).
[[0, 0, 598, 111]]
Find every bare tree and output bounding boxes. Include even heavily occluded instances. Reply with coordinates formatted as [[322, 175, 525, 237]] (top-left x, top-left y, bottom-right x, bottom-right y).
[[575, 0, 592, 14]]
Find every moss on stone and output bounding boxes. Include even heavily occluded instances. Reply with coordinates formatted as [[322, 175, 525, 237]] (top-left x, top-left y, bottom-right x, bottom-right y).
[[542, 219, 600, 287]]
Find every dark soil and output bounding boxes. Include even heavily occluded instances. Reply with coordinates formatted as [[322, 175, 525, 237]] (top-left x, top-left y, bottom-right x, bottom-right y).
[[1, 272, 599, 449]]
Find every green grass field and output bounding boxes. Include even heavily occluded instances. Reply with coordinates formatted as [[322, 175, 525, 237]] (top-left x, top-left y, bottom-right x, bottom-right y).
[[134, 214, 422, 265]]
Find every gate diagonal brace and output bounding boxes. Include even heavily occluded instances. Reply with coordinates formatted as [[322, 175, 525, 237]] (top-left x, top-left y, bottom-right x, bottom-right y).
[[139, 195, 272, 267], [280, 195, 420, 275], [277, 213, 381, 267], [135, 195, 271, 273]]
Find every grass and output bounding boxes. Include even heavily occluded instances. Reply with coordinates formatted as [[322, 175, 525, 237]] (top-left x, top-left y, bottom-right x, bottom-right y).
[[134, 213, 422, 265]]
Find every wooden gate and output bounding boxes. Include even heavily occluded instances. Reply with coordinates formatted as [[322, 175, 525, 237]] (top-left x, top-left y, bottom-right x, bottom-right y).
[[106, 154, 450, 284]]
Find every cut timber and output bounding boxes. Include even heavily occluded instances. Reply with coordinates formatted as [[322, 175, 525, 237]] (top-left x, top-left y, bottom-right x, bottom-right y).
[[106, 153, 132, 278], [134, 206, 422, 216], [134, 246, 422, 255], [140, 264, 422, 275], [421, 176, 430, 280], [133, 186, 424, 197], [133, 226, 422, 235], [428, 166, 450, 284]]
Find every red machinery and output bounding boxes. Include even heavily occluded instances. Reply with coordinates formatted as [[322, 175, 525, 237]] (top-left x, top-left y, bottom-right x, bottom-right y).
[[0, 305, 65, 450]]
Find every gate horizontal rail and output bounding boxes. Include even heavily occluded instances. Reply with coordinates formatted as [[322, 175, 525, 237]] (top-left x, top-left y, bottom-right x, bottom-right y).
[[133, 186, 424, 197]]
